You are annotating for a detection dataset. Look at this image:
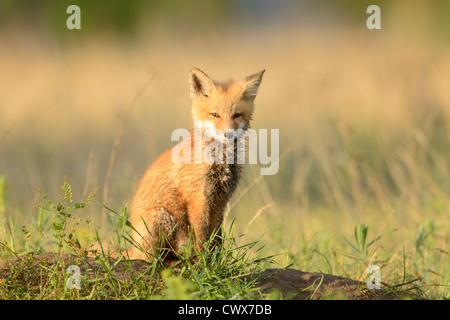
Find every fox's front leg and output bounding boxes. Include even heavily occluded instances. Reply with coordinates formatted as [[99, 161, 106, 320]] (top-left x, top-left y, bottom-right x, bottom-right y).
[[128, 208, 176, 261], [186, 203, 210, 253]]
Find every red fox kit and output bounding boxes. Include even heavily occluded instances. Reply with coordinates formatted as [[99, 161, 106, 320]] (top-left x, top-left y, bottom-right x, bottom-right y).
[[128, 68, 265, 264]]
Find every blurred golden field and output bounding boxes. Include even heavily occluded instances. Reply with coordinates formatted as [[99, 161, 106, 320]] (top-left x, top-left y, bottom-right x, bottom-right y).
[[0, 1, 449, 298]]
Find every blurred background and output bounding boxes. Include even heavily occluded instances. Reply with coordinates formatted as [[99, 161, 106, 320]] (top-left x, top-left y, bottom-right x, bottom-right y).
[[0, 1, 449, 279]]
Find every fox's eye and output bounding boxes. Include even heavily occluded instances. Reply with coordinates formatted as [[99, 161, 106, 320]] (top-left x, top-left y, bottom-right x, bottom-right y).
[[210, 112, 220, 118], [233, 113, 241, 118]]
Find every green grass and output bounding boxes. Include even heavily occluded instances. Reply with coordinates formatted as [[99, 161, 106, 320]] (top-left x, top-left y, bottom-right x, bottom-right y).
[[0, 175, 448, 299], [0, 176, 275, 300], [0, 230, 272, 300]]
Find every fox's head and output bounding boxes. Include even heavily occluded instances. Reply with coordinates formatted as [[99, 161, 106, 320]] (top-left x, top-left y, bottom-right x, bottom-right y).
[[189, 68, 265, 142]]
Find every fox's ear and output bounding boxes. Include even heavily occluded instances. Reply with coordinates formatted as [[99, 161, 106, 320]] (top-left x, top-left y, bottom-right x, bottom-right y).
[[240, 69, 265, 101], [189, 68, 215, 99]]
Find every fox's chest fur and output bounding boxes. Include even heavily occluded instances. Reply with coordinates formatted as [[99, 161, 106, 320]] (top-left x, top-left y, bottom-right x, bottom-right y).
[[204, 162, 241, 218]]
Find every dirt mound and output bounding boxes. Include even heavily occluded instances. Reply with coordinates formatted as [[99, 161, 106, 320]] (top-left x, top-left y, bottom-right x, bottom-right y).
[[251, 268, 398, 300], [0, 253, 398, 299]]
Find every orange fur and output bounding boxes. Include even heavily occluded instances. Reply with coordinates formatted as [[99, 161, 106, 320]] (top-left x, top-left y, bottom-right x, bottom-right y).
[[127, 68, 265, 264]]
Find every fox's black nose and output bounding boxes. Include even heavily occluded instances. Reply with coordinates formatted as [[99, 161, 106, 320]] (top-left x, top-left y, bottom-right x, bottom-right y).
[[224, 131, 235, 139]]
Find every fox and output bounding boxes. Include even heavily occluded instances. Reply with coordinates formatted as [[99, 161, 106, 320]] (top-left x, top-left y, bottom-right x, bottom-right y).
[[127, 67, 265, 265]]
